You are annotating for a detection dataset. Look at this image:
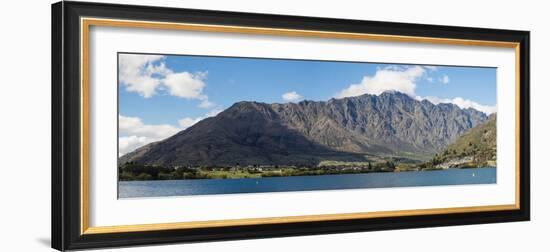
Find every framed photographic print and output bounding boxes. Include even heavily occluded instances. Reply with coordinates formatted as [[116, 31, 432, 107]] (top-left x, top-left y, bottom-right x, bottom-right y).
[[52, 1, 530, 250]]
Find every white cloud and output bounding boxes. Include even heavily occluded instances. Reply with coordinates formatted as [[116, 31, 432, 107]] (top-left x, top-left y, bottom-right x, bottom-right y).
[[205, 108, 223, 117], [178, 117, 202, 129], [198, 99, 215, 108], [416, 96, 496, 115], [118, 54, 213, 107], [118, 54, 167, 98], [440, 74, 450, 84], [118, 115, 181, 156], [282, 91, 304, 102], [177, 108, 224, 129], [335, 65, 425, 98], [163, 72, 207, 99], [119, 108, 226, 155], [119, 136, 152, 157], [119, 115, 180, 139]]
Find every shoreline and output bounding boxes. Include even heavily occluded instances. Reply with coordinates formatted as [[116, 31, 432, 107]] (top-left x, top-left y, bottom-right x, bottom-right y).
[[118, 166, 496, 181]]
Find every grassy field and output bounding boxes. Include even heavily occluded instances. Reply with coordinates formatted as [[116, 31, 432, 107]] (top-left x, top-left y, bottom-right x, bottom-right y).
[[195, 170, 263, 179], [193, 167, 374, 179]]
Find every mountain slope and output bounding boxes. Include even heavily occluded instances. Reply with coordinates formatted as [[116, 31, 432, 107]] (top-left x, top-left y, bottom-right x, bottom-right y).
[[433, 113, 496, 168], [119, 92, 488, 167], [119, 101, 367, 167]]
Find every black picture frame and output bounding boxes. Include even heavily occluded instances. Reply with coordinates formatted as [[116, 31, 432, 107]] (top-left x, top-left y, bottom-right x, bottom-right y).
[[52, 1, 530, 251]]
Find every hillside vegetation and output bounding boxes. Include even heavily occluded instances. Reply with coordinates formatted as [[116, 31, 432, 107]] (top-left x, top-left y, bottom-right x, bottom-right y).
[[430, 113, 496, 169]]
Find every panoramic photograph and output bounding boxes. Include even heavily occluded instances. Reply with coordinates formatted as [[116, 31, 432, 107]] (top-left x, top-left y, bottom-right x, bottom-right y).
[[117, 53, 497, 198]]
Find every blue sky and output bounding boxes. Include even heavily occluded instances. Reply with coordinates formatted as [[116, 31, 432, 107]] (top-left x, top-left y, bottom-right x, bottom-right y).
[[117, 53, 496, 155]]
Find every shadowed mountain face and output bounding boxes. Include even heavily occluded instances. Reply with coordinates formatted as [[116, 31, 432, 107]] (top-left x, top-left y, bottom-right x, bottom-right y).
[[119, 92, 488, 166]]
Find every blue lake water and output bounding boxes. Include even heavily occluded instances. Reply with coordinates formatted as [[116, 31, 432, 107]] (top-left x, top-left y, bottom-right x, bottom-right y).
[[118, 167, 496, 198]]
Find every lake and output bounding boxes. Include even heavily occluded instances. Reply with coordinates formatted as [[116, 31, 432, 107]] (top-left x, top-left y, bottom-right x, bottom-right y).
[[118, 167, 496, 198]]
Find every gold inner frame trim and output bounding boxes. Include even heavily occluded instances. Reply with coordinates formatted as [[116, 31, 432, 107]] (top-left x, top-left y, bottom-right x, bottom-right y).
[[84, 204, 517, 234], [80, 17, 522, 235]]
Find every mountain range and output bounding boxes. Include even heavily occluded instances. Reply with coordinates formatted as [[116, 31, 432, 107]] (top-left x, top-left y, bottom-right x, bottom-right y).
[[119, 91, 489, 167]]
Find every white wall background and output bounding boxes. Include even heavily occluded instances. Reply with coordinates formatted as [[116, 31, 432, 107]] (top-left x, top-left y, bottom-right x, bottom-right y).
[[0, 0, 546, 251]]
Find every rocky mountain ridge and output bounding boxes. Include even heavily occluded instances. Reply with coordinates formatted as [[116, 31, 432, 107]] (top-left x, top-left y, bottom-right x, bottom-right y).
[[119, 91, 488, 167]]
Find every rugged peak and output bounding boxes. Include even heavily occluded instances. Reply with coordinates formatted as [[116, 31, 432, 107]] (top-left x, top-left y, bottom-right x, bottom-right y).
[[380, 90, 409, 96], [220, 101, 278, 121], [378, 90, 416, 101], [330, 90, 414, 104], [228, 100, 267, 109]]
